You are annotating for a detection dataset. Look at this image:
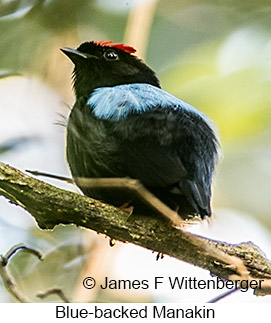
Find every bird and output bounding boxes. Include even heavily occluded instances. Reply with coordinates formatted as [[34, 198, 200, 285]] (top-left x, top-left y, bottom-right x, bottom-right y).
[[61, 40, 220, 220]]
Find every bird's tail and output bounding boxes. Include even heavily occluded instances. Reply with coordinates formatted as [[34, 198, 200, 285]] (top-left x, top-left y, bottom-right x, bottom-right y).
[[179, 179, 211, 218]]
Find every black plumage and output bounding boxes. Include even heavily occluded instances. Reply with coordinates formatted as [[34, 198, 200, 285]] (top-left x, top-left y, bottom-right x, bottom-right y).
[[61, 41, 220, 219]]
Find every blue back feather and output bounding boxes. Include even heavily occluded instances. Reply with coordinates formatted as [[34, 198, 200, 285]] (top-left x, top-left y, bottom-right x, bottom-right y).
[[87, 83, 213, 128]]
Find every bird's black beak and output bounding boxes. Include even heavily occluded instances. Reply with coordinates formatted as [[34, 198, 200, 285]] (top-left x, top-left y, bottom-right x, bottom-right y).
[[60, 47, 88, 63], [60, 47, 98, 63]]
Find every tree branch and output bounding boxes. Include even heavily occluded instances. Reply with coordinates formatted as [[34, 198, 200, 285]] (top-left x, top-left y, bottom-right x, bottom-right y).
[[0, 244, 43, 302], [1, 162, 271, 296]]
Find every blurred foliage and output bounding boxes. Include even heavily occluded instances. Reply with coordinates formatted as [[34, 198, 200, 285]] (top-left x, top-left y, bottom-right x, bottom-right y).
[[0, 137, 33, 154], [7, 225, 89, 302], [0, 0, 270, 302], [0, 70, 20, 78]]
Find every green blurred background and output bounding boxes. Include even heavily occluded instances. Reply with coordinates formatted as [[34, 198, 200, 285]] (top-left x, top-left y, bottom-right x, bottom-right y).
[[0, 0, 270, 303]]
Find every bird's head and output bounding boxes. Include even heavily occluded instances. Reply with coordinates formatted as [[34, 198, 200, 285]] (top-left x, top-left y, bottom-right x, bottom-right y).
[[61, 40, 160, 98]]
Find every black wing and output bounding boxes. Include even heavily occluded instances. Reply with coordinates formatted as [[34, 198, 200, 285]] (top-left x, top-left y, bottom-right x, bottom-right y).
[[110, 106, 219, 218]]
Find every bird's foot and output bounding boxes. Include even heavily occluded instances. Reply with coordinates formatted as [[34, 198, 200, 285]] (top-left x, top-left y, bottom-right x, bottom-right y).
[[119, 201, 134, 215]]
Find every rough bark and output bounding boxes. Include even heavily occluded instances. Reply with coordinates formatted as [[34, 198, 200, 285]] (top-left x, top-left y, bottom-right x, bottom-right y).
[[1, 162, 271, 296]]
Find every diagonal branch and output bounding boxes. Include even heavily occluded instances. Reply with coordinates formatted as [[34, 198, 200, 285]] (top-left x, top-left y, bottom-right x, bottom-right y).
[[75, 177, 182, 225], [1, 162, 271, 296]]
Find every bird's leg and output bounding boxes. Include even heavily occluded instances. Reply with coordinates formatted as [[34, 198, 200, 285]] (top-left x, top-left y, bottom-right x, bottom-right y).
[[119, 201, 134, 215], [75, 177, 183, 227]]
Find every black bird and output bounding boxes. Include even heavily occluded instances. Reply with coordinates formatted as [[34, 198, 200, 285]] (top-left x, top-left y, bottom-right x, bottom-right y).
[[61, 41, 220, 220]]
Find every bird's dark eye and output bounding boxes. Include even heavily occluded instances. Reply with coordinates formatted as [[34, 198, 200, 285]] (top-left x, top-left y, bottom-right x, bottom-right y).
[[103, 50, 119, 61]]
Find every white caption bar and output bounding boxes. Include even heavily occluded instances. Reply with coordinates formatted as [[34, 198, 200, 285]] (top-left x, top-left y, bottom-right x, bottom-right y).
[[0, 303, 269, 322]]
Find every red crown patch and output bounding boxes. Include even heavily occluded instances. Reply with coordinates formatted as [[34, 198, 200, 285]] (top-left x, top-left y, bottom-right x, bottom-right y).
[[94, 40, 136, 54]]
